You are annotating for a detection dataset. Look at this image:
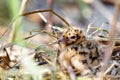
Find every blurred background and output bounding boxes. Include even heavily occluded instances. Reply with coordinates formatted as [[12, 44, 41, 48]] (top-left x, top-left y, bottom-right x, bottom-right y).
[[0, 0, 119, 45], [0, 1, 120, 80]]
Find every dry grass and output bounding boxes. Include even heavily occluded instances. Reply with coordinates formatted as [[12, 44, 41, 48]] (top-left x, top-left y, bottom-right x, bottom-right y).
[[0, 0, 120, 80]]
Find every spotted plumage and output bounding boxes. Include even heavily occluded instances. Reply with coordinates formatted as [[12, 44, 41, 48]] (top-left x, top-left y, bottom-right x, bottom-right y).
[[57, 27, 104, 78], [57, 26, 120, 80]]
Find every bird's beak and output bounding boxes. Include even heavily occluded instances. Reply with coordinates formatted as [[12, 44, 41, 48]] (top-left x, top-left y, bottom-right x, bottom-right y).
[[58, 37, 67, 44]]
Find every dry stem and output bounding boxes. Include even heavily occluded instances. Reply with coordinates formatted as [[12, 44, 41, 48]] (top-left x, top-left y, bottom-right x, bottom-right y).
[[21, 9, 70, 27], [102, 0, 120, 76]]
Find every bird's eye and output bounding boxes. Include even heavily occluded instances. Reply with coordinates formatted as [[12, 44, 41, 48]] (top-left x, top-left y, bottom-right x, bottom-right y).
[[74, 29, 77, 32], [70, 36, 76, 39]]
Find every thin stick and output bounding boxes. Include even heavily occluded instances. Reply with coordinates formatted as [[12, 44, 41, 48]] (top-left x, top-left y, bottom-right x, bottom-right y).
[[38, 13, 52, 28], [104, 62, 116, 75], [0, 28, 9, 39], [0, 15, 20, 39], [9, 0, 29, 43], [3, 48, 11, 62], [31, 30, 58, 39], [21, 10, 70, 27], [0, 43, 14, 51], [93, 0, 120, 28], [2, 48, 11, 68], [24, 33, 40, 40], [47, 0, 54, 25], [1, 9, 69, 40], [19, 0, 29, 14], [102, 1, 120, 73], [88, 27, 109, 33], [42, 56, 54, 67]]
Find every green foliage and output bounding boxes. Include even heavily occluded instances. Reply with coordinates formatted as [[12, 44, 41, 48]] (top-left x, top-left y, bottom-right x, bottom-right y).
[[7, 0, 20, 18], [13, 18, 26, 47], [7, 0, 26, 47]]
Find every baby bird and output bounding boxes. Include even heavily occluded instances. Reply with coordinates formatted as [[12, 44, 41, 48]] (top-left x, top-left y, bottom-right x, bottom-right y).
[[57, 26, 104, 80]]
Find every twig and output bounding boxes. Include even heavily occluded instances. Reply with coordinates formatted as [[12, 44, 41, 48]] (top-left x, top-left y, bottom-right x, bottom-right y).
[[102, 0, 120, 74], [3, 48, 11, 62], [104, 62, 117, 75], [19, 0, 29, 14], [47, 0, 54, 25], [0, 16, 18, 40], [93, 0, 120, 29], [88, 27, 109, 33], [87, 22, 109, 38], [0, 28, 9, 39], [31, 30, 58, 39], [2, 56, 11, 69], [21, 9, 70, 27], [24, 33, 41, 40], [38, 13, 52, 28], [42, 56, 54, 67], [9, 0, 29, 43], [1, 9, 68, 41], [1, 48, 11, 69], [0, 43, 14, 51]]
